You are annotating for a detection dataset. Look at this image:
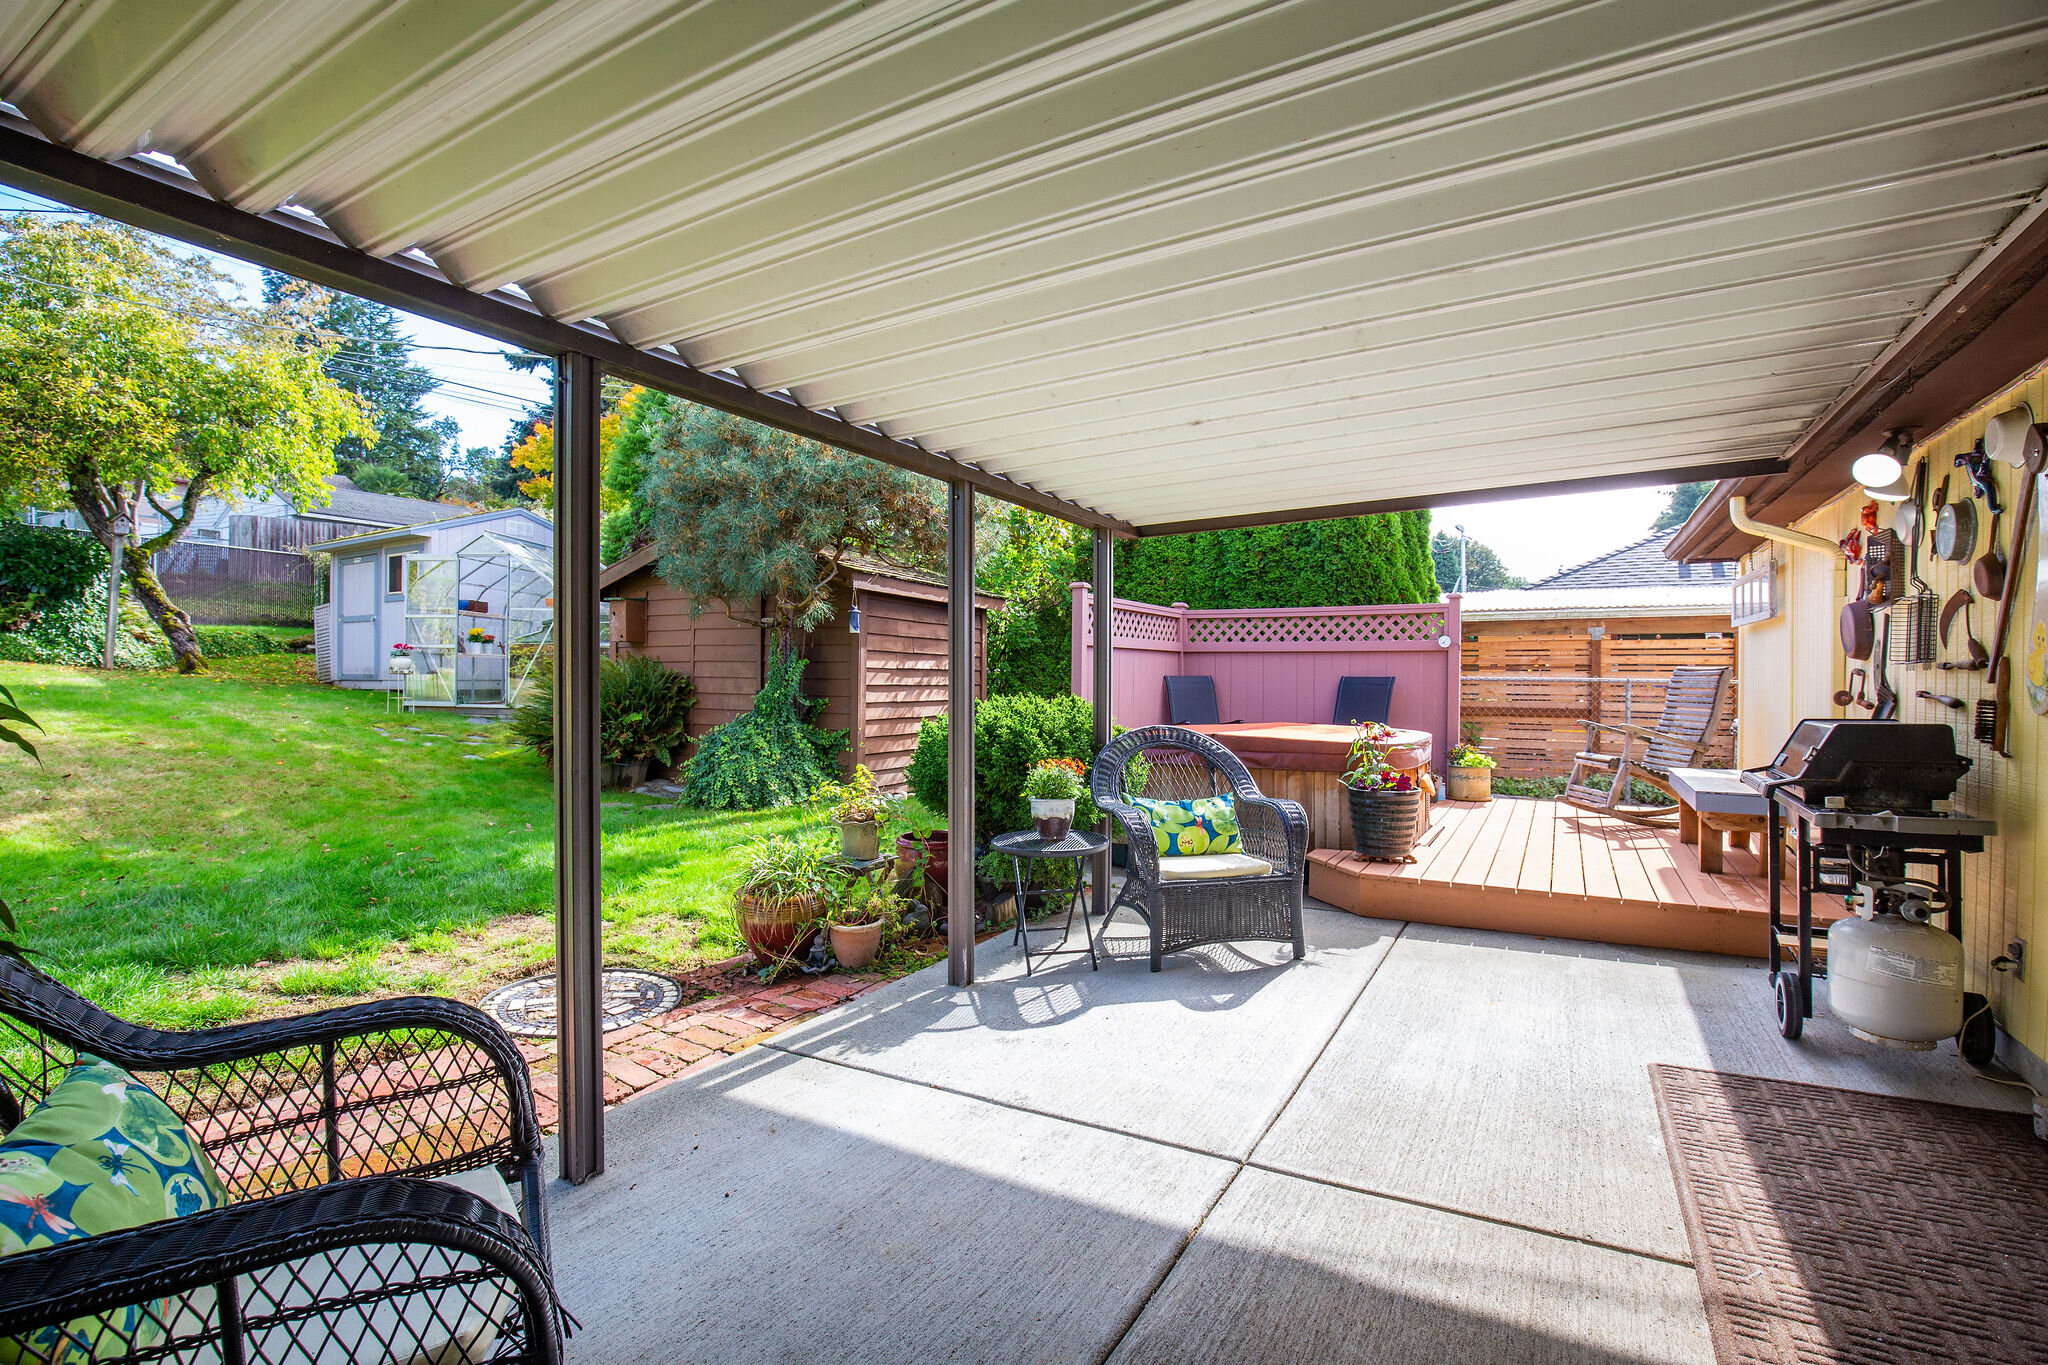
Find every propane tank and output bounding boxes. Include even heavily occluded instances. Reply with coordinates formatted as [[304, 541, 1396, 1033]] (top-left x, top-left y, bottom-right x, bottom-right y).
[[1826, 908, 1963, 1049]]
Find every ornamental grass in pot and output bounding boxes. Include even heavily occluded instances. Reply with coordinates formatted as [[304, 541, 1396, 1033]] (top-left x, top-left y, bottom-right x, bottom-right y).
[[1344, 726, 1424, 863], [734, 835, 830, 967], [1023, 758, 1085, 841], [1445, 743, 1497, 802]]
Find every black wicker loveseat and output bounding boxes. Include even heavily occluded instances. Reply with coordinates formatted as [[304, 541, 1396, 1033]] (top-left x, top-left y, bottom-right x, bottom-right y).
[[1091, 725, 1308, 971], [0, 955, 563, 1364]]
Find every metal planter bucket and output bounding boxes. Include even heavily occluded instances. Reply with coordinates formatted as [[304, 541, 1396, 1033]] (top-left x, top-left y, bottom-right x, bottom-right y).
[[1348, 787, 1424, 862]]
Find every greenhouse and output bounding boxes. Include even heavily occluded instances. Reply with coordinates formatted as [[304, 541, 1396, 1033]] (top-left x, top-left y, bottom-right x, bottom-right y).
[[400, 531, 553, 709]]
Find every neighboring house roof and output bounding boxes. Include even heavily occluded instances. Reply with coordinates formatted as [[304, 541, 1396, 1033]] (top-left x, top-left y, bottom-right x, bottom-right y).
[[601, 544, 1002, 608], [317, 508, 555, 552], [1458, 583, 1734, 620], [305, 474, 472, 527], [1528, 528, 1734, 589]]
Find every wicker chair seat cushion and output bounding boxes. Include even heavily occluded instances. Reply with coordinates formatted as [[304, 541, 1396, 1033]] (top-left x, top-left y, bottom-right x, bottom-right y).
[[1132, 795, 1242, 855], [0, 1055, 229, 1363], [1158, 853, 1275, 881]]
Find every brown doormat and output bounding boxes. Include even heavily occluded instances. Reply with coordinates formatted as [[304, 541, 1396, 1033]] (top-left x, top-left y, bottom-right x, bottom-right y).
[[1652, 1064, 2047, 1364]]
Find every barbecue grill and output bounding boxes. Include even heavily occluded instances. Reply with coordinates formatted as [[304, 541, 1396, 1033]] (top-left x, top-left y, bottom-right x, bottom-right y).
[[1742, 720, 1997, 1061]]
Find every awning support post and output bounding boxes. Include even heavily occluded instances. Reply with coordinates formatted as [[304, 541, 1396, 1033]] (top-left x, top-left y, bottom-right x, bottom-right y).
[[554, 352, 605, 1184], [1092, 529, 1115, 917], [947, 480, 976, 988]]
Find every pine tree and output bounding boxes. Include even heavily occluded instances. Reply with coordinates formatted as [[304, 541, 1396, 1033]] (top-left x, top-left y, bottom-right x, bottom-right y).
[[261, 272, 449, 497], [1652, 481, 1712, 532]]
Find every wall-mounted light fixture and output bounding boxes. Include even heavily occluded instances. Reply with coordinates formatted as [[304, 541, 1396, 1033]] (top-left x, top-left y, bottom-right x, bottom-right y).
[[1853, 431, 1913, 502]]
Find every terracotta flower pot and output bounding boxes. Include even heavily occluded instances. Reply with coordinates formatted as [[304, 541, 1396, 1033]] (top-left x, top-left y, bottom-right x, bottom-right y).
[[736, 891, 820, 966], [1446, 766, 1492, 802], [829, 920, 885, 970], [897, 831, 947, 904]]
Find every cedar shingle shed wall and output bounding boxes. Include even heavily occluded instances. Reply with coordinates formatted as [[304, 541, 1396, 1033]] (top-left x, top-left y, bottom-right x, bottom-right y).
[[601, 550, 993, 793]]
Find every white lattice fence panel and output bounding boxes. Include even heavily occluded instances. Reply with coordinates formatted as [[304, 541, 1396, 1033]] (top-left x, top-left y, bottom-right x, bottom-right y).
[[1186, 607, 1448, 650]]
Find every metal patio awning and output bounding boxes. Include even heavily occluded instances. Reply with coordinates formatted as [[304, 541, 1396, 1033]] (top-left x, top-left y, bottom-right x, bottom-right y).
[[3, 0, 2045, 535]]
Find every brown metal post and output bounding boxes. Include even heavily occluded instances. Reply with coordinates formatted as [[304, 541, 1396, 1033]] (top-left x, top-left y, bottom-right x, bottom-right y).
[[554, 352, 604, 1183], [947, 481, 977, 987], [1092, 529, 1115, 911]]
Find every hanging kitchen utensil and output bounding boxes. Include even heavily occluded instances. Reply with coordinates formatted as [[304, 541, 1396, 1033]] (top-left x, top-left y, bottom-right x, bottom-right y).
[[1872, 616, 1898, 719], [1934, 496, 1977, 562], [1832, 683, 1856, 706], [1985, 403, 2037, 466], [1972, 509, 2006, 598], [1975, 425, 2042, 756], [1957, 440, 2000, 509], [1840, 597, 1874, 660], [1916, 690, 1966, 710], [1891, 462, 1938, 665], [1863, 529, 1900, 603], [1854, 668, 1874, 711], [1894, 455, 1927, 550], [1939, 588, 1973, 645]]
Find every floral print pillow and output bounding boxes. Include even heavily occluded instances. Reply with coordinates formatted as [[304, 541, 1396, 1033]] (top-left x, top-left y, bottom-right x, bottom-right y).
[[1133, 796, 1242, 856], [0, 1055, 228, 1363]]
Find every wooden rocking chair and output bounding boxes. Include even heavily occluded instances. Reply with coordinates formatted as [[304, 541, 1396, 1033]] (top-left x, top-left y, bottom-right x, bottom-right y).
[[1562, 666, 1731, 826]]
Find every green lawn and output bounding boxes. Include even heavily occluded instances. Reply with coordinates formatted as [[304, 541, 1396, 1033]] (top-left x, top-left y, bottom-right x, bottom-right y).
[[0, 657, 807, 1030]]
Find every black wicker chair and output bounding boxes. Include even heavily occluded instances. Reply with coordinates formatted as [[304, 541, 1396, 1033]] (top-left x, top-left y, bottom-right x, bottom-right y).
[[1091, 726, 1307, 972], [0, 956, 563, 1364]]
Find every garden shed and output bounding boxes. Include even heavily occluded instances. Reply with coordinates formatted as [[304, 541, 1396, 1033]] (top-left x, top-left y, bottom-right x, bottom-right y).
[[313, 508, 555, 691], [600, 547, 999, 791]]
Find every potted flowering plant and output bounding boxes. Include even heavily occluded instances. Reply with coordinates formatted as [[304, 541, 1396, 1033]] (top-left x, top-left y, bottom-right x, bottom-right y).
[[1446, 742, 1497, 802], [1022, 757, 1085, 840], [387, 642, 416, 677], [1343, 726, 1424, 862], [814, 764, 896, 861], [821, 871, 902, 970]]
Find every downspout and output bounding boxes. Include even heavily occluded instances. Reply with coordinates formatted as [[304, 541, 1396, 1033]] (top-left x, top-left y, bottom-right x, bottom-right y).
[[1727, 495, 1839, 556]]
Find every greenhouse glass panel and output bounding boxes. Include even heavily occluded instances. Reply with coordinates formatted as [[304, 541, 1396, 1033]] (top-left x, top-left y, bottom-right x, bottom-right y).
[[399, 532, 554, 708]]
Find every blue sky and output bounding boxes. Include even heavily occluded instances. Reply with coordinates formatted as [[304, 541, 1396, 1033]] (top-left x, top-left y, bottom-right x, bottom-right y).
[[0, 187, 1679, 577]]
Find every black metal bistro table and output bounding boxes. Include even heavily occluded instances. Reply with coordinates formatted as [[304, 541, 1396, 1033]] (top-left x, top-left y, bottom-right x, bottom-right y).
[[990, 829, 1110, 975]]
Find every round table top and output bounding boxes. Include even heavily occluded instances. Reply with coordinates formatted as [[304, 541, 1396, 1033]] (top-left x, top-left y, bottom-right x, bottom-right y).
[[991, 829, 1112, 858]]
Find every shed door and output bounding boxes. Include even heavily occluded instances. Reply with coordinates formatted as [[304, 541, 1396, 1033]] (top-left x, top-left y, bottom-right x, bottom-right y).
[[336, 554, 379, 680]]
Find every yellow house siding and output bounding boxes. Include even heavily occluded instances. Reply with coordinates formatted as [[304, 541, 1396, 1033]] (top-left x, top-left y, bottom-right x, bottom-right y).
[[1735, 357, 2048, 1063]]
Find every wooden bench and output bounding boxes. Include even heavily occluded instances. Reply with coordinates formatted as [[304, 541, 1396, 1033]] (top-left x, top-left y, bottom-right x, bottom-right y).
[[1668, 767, 1770, 874]]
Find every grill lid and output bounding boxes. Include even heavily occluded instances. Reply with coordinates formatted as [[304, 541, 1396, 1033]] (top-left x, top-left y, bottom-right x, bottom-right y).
[[1745, 719, 1972, 810]]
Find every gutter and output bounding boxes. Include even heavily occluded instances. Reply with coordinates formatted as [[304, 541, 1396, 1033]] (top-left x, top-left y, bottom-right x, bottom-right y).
[[1724, 495, 1838, 557]]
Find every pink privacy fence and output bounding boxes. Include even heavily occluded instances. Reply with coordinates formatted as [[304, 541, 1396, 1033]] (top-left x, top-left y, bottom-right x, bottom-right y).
[[1070, 587, 1461, 759]]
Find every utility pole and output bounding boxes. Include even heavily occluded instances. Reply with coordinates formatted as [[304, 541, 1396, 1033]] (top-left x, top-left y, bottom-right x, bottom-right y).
[[103, 502, 131, 670], [1454, 524, 1468, 595]]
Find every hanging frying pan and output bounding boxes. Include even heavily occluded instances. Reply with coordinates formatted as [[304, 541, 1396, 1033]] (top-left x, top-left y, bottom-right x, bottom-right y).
[[1934, 497, 1977, 562], [1973, 509, 2006, 599], [1841, 597, 1874, 660]]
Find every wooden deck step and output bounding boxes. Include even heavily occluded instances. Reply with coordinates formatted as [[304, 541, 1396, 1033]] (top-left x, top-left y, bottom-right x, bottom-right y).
[[1307, 798, 1847, 958]]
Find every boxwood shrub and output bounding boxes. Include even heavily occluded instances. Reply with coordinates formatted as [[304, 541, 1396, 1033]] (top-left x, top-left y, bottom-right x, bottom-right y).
[[907, 693, 1134, 845]]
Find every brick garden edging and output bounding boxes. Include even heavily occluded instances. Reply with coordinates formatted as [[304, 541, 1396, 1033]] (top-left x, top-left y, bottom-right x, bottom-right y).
[[513, 963, 881, 1129]]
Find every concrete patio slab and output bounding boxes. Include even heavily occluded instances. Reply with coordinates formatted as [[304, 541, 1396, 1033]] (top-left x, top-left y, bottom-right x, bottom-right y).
[[1108, 1167, 1714, 1365], [764, 904, 1402, 1158], [1253, 923, 2031, 1262], [550, 1046, 1234, 1365]]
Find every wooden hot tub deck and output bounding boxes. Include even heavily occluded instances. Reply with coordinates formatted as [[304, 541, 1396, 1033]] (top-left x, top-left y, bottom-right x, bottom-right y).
[[1307, 797, 1842, 958]]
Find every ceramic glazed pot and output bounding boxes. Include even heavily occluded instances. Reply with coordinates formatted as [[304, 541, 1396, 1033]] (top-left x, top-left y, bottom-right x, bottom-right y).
[[829, 920, 885, 970], [840, 819, 881, 862], [1445, 766, 1492, 802], [1348, 787, 1425, 862], [1030, 797, 1076, 841], [897, 831, 948, 905], [736, 891, 820, 966]]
